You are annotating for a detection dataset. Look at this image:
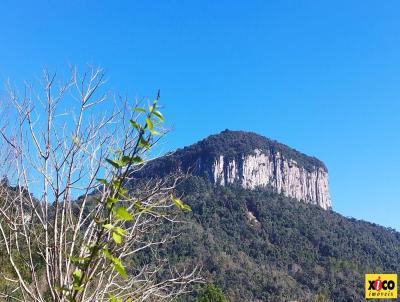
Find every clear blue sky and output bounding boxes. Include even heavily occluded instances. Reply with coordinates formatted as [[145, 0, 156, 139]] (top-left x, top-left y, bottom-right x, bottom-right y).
[[1, 1, 399, 230]]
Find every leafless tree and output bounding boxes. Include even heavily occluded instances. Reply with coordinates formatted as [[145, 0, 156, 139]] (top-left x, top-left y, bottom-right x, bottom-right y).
[[0, 67, 200, 302]]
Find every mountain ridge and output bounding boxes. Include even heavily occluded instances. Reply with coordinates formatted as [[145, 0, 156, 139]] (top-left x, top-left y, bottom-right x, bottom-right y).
[[178, 130, 327, 171], [142, 130, 331, 209]]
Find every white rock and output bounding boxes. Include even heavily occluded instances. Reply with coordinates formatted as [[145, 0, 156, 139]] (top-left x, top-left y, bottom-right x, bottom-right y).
[[210, 149, 331, 210]]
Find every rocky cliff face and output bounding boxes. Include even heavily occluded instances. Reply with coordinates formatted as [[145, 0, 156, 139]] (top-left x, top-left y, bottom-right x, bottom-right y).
[[141, 130, 332, 210], [209, 149, 331, 209]]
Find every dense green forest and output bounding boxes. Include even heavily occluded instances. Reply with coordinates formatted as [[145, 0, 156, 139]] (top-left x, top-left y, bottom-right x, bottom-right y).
[[179, 130, 327, 171], [2, 127, 400, 301], [138, 130, 327, 179], [167, 176, 400, 301], [2, 176, 400, 301]]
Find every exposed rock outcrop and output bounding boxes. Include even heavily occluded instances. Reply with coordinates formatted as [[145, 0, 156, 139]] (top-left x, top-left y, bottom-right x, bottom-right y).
[[209, 149, 331, 209], [139, 130, 332, 210]]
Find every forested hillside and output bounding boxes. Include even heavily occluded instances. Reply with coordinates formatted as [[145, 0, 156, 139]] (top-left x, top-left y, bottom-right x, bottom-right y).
[[1, 174, 399, 301], [168, 176, 400, 301]]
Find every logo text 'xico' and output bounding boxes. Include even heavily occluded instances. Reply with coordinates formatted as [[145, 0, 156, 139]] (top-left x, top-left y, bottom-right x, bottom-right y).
[[365, 274, 397, 299]]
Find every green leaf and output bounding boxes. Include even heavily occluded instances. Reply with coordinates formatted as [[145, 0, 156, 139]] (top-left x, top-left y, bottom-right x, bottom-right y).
[[72, 269, 82, 284], [120, 156, 132, 166], [131, 156, 144, 164], [171, 195, 192, 212], [134, 107, 146, 113], [112, 232, 122, 244], [103, 249, 113, 260], [108, 294, 122, 302], [112, 179, 122, 188], [114, 226, 128, 236], [103, 249, 128, 279], [153, 110, 164, 122], [96, 178, 108, 185], [106, 197, 119, 209], [106, 158, 123, 169], [149, 105, 154, 113], [146, 117, 160, 135], [182, 204, 192, 211], [151, 130, 161, 136], [120, 155, 143, 166], [146, 117, 153, 131], [139, 137, 150, 149], [129, 119, 141, 131], [114, 207, 133, 221], [73, 284, 84, 291], [103, 223, 113, 230], [113, 258, 128, 280]]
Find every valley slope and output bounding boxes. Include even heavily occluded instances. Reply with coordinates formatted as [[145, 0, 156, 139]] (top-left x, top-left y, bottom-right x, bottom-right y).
[[169, 177, 400, 301]]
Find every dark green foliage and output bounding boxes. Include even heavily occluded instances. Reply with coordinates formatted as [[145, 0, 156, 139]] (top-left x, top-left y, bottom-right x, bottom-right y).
[[0, 186, 47, 298], [168, 176, 400, 302], [185, 130, 326, 171], [197, 284, 228, 302], [137, 130, 326, 181]]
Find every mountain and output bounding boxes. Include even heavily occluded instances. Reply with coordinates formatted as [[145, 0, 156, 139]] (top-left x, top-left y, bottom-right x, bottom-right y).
[[143, 130, 331, 209], [2, 131, 399, 301], [137, 131, 400, 301]]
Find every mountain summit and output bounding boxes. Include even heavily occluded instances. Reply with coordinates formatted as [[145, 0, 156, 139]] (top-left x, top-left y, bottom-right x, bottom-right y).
[[146, 130, 399, 301], [147, 130, 331, 209]]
